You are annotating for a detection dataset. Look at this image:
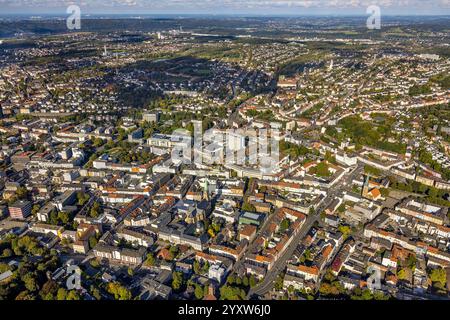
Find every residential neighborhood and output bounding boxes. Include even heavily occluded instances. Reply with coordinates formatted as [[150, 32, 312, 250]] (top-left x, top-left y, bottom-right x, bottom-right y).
[[0, 9, 449, 303]]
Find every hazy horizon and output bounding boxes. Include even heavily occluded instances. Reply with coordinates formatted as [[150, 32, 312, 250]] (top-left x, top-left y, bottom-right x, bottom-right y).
[[0, 0, 449, 16], [0, 13, 449, 19]]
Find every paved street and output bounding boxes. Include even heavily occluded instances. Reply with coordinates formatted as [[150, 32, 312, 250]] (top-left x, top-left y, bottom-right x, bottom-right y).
[[246, 164, 364, 298], [247, 195, 334, 297]]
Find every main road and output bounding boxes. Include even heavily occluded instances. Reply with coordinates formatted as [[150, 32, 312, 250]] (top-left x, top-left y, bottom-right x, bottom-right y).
[[247, 164, 365, 298], [247, 194, 334, 298]]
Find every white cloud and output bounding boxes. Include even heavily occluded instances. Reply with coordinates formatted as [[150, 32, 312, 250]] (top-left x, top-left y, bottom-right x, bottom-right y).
[[0, 0, 448, 12]]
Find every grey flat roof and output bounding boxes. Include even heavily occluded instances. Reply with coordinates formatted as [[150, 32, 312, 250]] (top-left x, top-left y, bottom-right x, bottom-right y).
[[241, 211, 263, 220]]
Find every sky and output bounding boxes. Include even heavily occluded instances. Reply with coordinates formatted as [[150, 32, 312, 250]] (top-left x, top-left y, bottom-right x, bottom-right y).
[[0, 0, 449, 16]]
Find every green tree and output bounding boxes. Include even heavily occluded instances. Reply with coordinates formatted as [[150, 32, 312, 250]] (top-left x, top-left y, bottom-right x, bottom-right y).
[[429, 268, 446, 287], [66, 290, 81, 300], [227, 274, 236, 285], [193, 260, 201, 274], [58, 211, 70, 225], [212, 222, 221, 233], [90, 286, 102, 300], [88, 236, 98, 250], [380, 188, 389, 197], [107, 282, 132, 300], [49, 210, 59, 225], [93, 138, 105, 147], [242, 276, 249, 287], [397, 268, 407, 280], [279, 219, 290, 232], [169, 245, 179, 260], [56, 288, 68, 300], [90, 259, 100, 268], [219, 285, 246, 300], [406, 254, 417, 270], [201, 261, 209, 274], [409, 84, 432, 96], [194, 285, 204, 300], [241, 202, 256, 212], [373, 291, 390, 300], [39, 281, 59, 300], [361, 289, 374, 300], [32, 204, 41, 215], [2, 248, 12, 257], [315, 162, 331, 177], [89, 202, 101, 218], [319, 282, 341, 296], [364, 165, 381, 177], [171, 271, 184, 291], [15, 187, 29, 200], [144, 253, 156, 266], [22, 274, 38, 292], [249, 275, 257, 288], [274, 273, 284, 291], [77, 192, 89, 206], [15, 290, 36, 300], [338, 225, 352, 240], [0, 263, 10, 273]]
